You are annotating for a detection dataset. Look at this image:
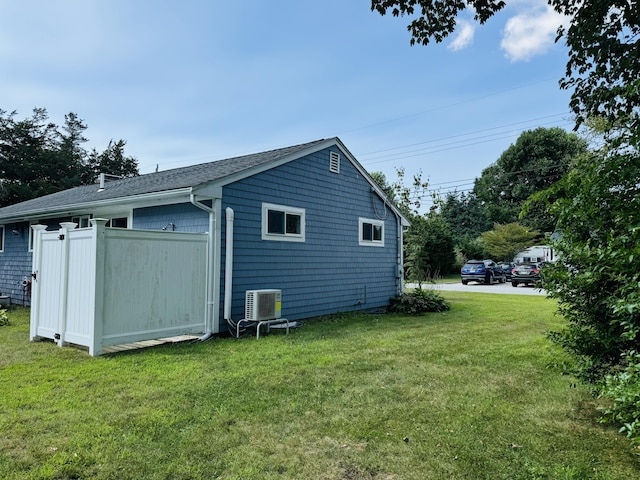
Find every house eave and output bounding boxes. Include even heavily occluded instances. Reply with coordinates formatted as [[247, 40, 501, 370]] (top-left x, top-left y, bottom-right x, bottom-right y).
[[0, 187, 195, 224]]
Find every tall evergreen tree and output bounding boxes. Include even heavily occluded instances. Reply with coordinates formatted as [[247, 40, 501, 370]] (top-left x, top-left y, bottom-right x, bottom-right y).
[[0, 108, 139, 207], [439, 191, 492, 243], [83, 140, 139, 184]]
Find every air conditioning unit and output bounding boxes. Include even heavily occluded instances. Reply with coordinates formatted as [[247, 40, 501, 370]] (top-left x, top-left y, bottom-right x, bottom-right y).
[[245, 289, 282, 321]]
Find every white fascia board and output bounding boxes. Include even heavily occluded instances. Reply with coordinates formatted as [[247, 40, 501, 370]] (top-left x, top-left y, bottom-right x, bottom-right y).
[[210, 138, 340, 188], [1, 188, 194, 223], [191, 184, 222, 199]]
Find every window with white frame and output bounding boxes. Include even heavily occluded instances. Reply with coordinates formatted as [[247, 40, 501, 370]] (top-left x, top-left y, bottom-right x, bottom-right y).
[[106, 216, 129, 228], [359, 218, 384, 247], [71, 214, 129, 229], [262, 203, 305, 242], [72, 215, 91, 228]]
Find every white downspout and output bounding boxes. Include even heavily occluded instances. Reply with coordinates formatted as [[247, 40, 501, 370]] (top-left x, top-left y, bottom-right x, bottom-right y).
[[397, 215, 405, 295], [224, 208, 234, 322], [190, 194, 220, 341]]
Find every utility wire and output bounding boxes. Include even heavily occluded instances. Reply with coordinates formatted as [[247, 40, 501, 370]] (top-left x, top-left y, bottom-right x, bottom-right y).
[[357, 112, 572, 158], [405, 169, 572, 204], [360, 117, 575, 166], [340, 77, 562, 135]]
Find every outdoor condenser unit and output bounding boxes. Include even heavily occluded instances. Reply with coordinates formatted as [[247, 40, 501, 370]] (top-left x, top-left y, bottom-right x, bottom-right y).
[[245, 289, 282, 321]]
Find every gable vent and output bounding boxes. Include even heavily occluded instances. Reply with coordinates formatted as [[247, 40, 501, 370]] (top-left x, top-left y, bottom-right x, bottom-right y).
[[329, 151, 340, 173]]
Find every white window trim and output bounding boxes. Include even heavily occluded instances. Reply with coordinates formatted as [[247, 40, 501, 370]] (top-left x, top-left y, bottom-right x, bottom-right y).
[[359, 217, 385, 247], [102, 213, 131, 228], [261, 202, 306, 242], [0, 225, 4, 253], [71, 215, 92, 229]]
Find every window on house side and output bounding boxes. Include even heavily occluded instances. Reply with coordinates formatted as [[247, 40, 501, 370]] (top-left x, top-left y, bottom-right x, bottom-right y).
[[107, 217, 128, 228], [262, 203, 305, 242], [359, 218, 384, 247], [0, 225, 4, 252], [72, 215, 91, 228]]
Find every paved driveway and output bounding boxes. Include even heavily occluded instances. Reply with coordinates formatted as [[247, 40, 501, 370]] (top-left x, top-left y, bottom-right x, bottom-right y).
[[406, 281, 547, 296]]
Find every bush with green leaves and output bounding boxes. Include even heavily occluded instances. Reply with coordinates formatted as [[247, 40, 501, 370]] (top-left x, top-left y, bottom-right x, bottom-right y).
[[539, 146, 640, 384], [389, 289, 450, 315], [534, 128, 640, 440], [0, 308, 9, 326], [599, 351, 640, 444], [404, 215, 456, 281]]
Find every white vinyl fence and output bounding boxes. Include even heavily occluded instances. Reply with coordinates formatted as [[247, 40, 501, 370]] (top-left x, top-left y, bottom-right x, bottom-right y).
[[30, 219, 208, 356]]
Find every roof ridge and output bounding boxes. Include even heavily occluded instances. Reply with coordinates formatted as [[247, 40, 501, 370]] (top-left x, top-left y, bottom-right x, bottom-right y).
[[149, 137, 327, 176], [0, 137, 331, 220]]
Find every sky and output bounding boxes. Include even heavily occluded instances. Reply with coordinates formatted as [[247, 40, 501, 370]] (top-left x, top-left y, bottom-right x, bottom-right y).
[[0, 0, 576, 208]]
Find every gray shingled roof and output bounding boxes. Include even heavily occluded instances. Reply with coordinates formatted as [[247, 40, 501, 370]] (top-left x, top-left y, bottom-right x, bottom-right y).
[[0, 138, 327, 220]]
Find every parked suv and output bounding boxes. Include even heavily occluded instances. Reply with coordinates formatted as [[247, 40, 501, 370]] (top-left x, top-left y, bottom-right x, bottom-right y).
[[461, 259, 506, 285], [511, 263, 542, 287], [497, 262, 515, 280]]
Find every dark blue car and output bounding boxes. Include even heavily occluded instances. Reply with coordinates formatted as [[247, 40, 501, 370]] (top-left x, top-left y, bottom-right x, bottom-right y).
[[461, 259, 506, 285], [497, 262, 515, 280]]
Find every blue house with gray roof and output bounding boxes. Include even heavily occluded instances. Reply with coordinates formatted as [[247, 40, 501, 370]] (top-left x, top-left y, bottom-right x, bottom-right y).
[[0, 137, 408, 334]]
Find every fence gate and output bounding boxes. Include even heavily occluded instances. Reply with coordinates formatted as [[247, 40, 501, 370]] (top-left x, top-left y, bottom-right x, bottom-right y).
[[29, 224, 70, 342]]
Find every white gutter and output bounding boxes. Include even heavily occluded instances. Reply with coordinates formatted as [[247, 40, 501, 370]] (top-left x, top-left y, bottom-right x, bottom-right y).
[[190, 194, 221, 341], [224, 208, 234, 322]]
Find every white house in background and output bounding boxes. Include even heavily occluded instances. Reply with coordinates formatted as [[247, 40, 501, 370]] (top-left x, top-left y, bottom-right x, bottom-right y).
[[514, 245, 555, 264]]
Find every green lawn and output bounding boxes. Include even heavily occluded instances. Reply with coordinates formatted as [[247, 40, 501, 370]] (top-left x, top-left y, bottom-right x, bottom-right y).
[[1, 293, 639, 479]]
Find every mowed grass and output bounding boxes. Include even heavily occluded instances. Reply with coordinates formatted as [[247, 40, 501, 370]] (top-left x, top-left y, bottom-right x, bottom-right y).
[[1, 293, 639, 479]]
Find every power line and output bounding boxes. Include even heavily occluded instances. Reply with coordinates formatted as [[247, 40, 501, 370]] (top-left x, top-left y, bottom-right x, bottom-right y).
[[389, 158, 576, 204], [340, 77, 563, 136], [357, 112, 572, 158], [360, 117, 575, 166], [404, 167, 572, 204]]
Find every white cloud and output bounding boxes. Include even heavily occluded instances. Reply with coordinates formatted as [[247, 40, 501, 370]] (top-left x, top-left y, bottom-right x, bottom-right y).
[[500, 5, 570, 61], [449, 20, 475, 51]]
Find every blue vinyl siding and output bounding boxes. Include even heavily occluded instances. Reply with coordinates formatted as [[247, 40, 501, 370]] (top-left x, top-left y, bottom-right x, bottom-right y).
[[220, 146, 400, 323], [0, 144, 402, 327], [133, 203, 209, 232], [0, 219, 74, 305], [0, 222, 32, 303]]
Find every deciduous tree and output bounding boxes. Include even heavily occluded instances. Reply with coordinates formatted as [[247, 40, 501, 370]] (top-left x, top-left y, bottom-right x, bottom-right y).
[[479, 223, 539, 262], [473, 127, 587, 232]]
